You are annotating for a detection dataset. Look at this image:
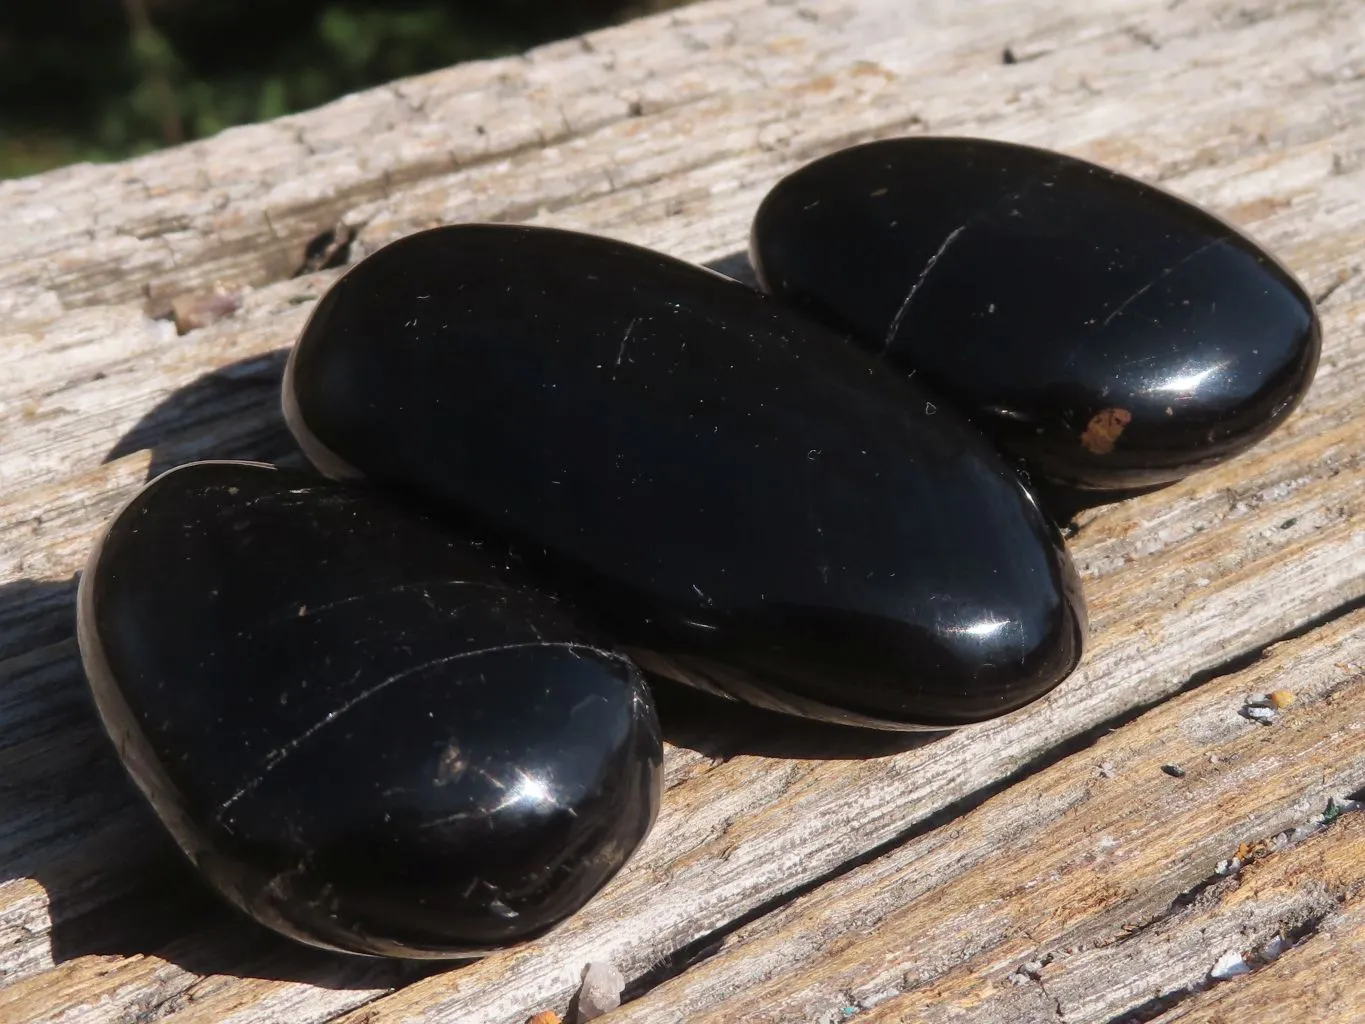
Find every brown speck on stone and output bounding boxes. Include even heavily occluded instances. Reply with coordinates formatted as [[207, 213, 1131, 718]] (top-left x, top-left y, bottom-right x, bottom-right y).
[[435, 744, 469, 784], [1081, 407, 1133, 454], [1268, 689, 1296, 709]]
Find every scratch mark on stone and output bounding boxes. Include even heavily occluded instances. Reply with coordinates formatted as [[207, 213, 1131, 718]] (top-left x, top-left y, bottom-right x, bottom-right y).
[[276, 579, 521, 624], [1101, 237, 1226, 327], [215, 641, 627, 818], [884, 225, 965, 352], [616, 317, 638, 366], [419, 808, 485, 828]]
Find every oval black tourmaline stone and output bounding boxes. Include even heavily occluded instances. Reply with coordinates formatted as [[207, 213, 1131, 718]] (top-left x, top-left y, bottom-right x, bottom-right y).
[[77, 461, 661, 958], [284, 224, 1086, 730], [750, 136, 1321, 492]]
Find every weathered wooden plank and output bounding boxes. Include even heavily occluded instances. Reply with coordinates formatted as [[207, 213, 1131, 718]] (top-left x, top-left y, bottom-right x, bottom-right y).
[[1150, 891, 1365, 1023], [3, 0, 1359, 340], [605, 608, 1365, 1024], [822, 815, 1365, 1024], [2, 0, 1364, 1022], [0, 0, 1024, 324], [1039, 818, 1365, 1023]]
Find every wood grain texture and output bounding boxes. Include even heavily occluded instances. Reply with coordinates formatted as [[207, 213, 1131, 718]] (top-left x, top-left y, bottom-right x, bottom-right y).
[[1150, 885, 1365, 1023], [825, 813, 1365, 1024], [2, 0, 1364, 1022], [607, 608, 1365, 1024]]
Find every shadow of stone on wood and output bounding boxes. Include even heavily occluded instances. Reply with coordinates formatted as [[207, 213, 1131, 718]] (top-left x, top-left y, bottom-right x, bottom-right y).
[[1032, 477, 1176, 529], [103, 348, 302, 481], [650, 676, 943, 761], [0, 592, 436, 990], [704, 249, 759, 289], [2, 348, 431, 984]]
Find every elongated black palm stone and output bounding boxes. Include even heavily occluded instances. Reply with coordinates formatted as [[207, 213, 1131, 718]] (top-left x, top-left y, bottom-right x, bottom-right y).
[[284, 224, 1086, 730], [77, 461, 661, 958], [750, 136, 1321, 492]]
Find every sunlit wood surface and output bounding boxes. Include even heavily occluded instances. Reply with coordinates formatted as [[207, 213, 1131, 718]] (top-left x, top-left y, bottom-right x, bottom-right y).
[[2, 0, 1364, 1021]]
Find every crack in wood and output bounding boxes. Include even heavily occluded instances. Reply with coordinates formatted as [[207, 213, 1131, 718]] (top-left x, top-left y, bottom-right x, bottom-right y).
[[1097, 904, 1335, 1024], [294, 224, 357, 277]]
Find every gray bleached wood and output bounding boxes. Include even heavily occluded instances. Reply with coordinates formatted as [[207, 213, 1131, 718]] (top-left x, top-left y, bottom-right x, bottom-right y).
[[1, 0, 1364, 1022]]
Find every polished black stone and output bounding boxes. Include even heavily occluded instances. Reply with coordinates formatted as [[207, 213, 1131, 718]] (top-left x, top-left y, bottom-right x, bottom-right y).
[[750, 136, 1321, 492], [77, 461, 661, 958], [284, 223, 1087, 730]]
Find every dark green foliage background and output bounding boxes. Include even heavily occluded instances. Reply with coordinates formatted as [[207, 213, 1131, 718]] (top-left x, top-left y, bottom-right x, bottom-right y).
[[0, 0, 688, 179]]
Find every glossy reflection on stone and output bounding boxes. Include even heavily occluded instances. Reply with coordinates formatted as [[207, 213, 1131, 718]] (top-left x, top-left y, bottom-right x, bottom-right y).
[[77, 461, 661, 959], [285, 224, 1087, 730], [750, 136, 1321, 492]]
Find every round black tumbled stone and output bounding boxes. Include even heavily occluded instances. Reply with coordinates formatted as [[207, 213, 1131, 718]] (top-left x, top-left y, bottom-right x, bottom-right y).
[[750, 136, 1321, 492], [77, 461, 661, 958], [284, 223, 1087, 730]]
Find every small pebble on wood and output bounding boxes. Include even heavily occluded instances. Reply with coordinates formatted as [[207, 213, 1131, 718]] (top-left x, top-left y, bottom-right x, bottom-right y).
[[77, 461, 662, 958], [750, 136, 1321, 493], [575, 961, 627, 1021], [1209, 950, 1252, 981], [284, 223, 1087, 730]]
